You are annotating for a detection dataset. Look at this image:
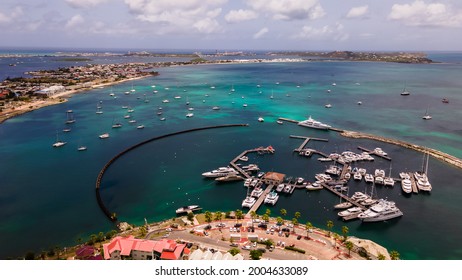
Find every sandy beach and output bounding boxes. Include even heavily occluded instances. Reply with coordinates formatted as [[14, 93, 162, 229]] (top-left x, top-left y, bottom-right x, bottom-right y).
[[0, 75, 151, 124]]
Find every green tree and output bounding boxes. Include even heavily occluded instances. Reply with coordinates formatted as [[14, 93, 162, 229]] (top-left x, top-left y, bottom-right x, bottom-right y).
[[235, 209, 244, 220], [97, 231, 105, 242], [249, 249, 262, 260], [276, 216, 283, 225], [294, 211, 301, 220], [249, 211, 257, 221], [88, 234, 97, 246], [377, 254, 386, 260], [138, 226, 147, 238], [228, 248, 240, 256], [214, 211, 223, 222], [291, 218, 298, 233], [262, 214, 269, 223], [205, 211, 213, 223], [326, 220, 334, 237], [305, 222, 313, 239], [265, 208, 271, 217], [344, 240, 353, 257], [187, 211, 195, 222], [341, 226, 349, 241], [390, 250, 400, 260], [280, 208, 287, 218]]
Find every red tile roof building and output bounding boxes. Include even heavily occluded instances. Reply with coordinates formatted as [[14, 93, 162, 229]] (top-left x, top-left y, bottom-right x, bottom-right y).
[[103, 235, 187, 260]]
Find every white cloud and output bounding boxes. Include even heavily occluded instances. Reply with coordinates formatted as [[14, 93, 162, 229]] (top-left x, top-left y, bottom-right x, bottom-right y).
[[346, 5, 369, 19], [295, 23, 348, 41], [246, 0, 325, 21], [253, 27, 268, 39], [65, 14, 84, 29], [225, 9, 258, 23], [124, 0, 226, 34], [66, 0, 109, 9], [388, 0, 462, 27], [0, 6, 23, 24]]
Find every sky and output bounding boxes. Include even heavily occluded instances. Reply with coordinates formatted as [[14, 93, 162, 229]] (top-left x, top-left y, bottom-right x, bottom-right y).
[[1, 0, 462, 51]]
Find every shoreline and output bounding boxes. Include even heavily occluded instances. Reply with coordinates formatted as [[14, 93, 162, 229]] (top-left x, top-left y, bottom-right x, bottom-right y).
[[0, 75, 152, 124]]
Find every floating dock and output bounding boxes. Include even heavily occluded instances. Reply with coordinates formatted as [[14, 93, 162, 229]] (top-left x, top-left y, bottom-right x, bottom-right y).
[[229, 146, 275, 179], [321, 182, 367, 211], [357, 146, 392, 161]]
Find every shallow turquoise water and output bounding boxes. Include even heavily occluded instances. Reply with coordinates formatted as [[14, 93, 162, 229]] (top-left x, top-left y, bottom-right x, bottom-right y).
[[1, 58, 462, 259]]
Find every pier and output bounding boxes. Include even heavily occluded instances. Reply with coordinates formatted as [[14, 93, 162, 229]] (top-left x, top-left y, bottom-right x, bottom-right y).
[[408, 172, 419, 194], [357, 146, 392, 161], [229, 146, 275, 179], [246, 184, 274, 217], [289, 135, 329, 158], [321, 182, 366, 211]]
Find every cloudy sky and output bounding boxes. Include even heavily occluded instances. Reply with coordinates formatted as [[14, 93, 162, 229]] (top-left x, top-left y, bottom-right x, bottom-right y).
[[1, 0, 461, 51]]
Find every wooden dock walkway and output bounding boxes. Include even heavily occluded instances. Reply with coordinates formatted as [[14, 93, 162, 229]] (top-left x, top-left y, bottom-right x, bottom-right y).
[[278, 117, 299, 124], [321, 183, 367, 211], [357, 146, 392, 161], [408, 172, 419, 194], [229, 146, 275, 179], [246, 184, 274, 217]]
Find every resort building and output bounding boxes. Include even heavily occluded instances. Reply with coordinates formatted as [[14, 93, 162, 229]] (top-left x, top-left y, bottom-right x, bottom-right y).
[[103, 235, 188, 260], [262, 172, 285, 185]]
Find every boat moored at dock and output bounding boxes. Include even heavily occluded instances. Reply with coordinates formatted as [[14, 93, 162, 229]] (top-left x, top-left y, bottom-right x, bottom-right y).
[[176, 205, 202, 215]]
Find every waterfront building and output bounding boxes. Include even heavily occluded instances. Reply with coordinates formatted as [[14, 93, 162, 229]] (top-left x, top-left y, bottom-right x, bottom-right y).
[[262, 172, 285, 185], [103, 235, 187, 260]]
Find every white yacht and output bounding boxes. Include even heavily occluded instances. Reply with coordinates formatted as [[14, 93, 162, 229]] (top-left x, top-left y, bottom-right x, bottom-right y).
[[251, 187, 264, 198], [239, 156, 249, 162], [325, 104, 332, 108], [99, 133, 110, 139], [306, 182, 323, 191], [401, 179, 412, 194], [297, 116, 331, 130], [422, 107, 432, 120], [186, 113, 194, 118], [338, 207, 363, 218], [334, 201, 353, 209], [414, 172, 432, 192], [399, 172, 410, 180], [384, 177, 395, 187], [374, 169, 386, 177], [176, 205, 201, 215], [215, 173, 243, 182], [364, 174, 374, 183], [243, 178, 252, 187], [375, 176, 384, 185], [353, 172, 362, 181], [358, 199, 403, 222], [373, 148, 388, 157], [242, 196, 256, 208], [202, 167, 237, 178], [77, 146, 87, 151], [136, 125, 145, 129], [276, 184, 285, 192], [264, 191, 279, 205], [258, 117, 264, 122], [52, 137, 67, 148]]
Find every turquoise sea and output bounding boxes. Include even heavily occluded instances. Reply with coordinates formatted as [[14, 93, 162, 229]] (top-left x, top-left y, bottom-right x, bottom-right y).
[[1, 52, 462, 259]]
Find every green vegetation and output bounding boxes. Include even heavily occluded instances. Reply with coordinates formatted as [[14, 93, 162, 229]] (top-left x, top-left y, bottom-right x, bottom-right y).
[[249, 249, 262, 260], [228, 247, 240, 256], [284, 246, 305, 254], [326, 220, 334, 237], [390, 250, 400, 260], [344, 241, 353, 256], [341, 225, 349, 241], [190, 58, 207, 64]]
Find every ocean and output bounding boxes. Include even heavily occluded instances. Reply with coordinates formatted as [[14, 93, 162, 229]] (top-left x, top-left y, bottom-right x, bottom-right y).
[[0, 51, 462, 259]]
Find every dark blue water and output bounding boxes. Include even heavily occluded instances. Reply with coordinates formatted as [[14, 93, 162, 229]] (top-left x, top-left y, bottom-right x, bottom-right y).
[[1, 54, 462, 259]]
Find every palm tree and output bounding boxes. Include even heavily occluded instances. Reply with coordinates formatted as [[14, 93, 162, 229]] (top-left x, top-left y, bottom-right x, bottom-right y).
[[276, 216, 283, 225], [205, 211, 212, 223], [235, 209, 244, 220], [344, 240, 353, 257], [326, 220, 334, 237], [265, 208, 271, 217], [294, 211, 301, 220], [214, 211, 222, 222], [280, 208, 287, 218], [341, 225, 349, 241], [262, 213, 269, 223], [377, 254, 386, 260], [291, 218, 298, 233], [390, 250, 400, 260], [305, 222, 313, 239]]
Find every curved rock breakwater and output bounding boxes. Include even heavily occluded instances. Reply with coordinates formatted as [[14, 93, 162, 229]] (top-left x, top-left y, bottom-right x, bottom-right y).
[[340, 130, 462, 169]]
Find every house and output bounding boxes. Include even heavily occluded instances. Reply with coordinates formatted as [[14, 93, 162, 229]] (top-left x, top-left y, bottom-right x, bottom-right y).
[[262, 172, 285, 185], [102, 235, 187, 260]]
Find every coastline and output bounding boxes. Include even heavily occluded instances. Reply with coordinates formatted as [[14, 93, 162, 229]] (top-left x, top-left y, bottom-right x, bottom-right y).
[[0, 75, 151, 124]]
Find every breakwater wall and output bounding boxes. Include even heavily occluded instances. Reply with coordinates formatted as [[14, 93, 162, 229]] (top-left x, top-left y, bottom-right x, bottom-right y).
[[95, 124, 249, 223], [341, 130, 462, 169]]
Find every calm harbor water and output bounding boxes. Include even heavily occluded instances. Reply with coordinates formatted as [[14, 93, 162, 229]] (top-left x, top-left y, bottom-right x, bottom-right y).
[[1, 53, 462, 259]]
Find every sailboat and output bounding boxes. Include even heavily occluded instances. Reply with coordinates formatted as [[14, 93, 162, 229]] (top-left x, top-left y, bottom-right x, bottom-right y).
[[77, 138, 87, 151], [384, 163, 395, 187], [401, 83, 410, 96], [414, 152, 432, 192], [52, 131, 66, 147], [112, 118, 123, 128], [422, 106, 432, 120], [96, 103, 103, 114], [65, 110, 76, 124]]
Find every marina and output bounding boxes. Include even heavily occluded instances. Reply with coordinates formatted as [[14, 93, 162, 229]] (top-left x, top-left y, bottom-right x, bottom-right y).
[[2, 52, 462, 260]]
